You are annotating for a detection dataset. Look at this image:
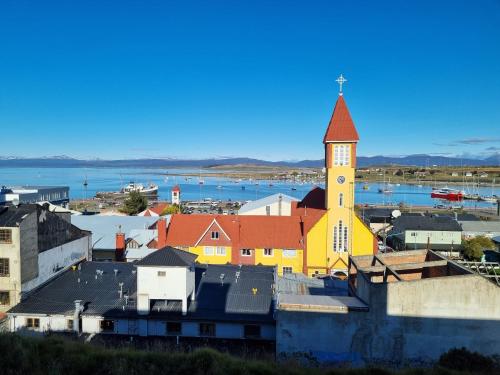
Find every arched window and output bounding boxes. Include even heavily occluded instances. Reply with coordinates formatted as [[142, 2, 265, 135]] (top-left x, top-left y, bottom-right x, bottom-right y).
[[339, 193, 344, 207], [338, 220, 343, 250], [333, 226, 338, 252], [343, 226, 348, 252]]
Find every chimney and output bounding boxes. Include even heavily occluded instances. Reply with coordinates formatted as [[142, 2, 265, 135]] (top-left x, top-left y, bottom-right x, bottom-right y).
[[73, 300, 82, 333], [157, 218, 167, 249], [115, 227, 126, 262]]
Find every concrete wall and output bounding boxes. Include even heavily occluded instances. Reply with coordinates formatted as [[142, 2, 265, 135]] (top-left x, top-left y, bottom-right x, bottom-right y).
[[19, 211, 39, 284], [21, 235, 91, 293], [277, 274, 500, 366]]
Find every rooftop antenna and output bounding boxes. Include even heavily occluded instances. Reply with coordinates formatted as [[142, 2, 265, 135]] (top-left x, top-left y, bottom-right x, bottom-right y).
[[336, 74, 347, 96], [118, 282, 124, 298], [219, 273, 225, 286]]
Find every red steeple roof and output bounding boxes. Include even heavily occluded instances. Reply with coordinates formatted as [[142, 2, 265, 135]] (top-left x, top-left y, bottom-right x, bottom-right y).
[[323, 95, 359, 143]]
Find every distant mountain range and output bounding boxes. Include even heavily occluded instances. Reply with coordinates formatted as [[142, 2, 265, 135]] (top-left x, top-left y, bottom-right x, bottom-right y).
[[0, 154, 498, 168]]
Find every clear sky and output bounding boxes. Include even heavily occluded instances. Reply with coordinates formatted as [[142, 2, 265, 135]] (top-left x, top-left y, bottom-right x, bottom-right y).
[[1, 0, 499, 161]]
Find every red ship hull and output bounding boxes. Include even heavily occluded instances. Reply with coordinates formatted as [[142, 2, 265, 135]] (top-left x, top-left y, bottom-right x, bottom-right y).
[[431, 191, 464, 201]]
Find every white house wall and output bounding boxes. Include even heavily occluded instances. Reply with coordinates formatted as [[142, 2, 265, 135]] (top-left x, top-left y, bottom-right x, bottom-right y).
[[21, 236, 91, 293]]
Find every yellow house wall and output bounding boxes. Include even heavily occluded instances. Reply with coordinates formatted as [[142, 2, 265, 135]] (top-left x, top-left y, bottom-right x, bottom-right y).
[[352, 215, 376, 256], [187, 245, 232, 264], [255, 248, 303, 276], [305, 213, 328, 277]]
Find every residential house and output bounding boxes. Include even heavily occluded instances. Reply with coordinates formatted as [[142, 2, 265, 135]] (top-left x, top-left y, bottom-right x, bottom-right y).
[[387, 214, 462, 251], [8, 247, 275, 341]]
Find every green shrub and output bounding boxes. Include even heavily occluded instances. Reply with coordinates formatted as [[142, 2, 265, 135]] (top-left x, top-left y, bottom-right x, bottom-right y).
[[438, 347, 495, 373]]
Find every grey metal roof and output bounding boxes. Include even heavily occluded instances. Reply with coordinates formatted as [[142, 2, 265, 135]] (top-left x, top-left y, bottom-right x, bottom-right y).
[[460, 221, 500, 234], [128, 229, 157, 249], [277, 273, 348, 296], [10, 261, 275, 323], [135, 247, 197, 267], [71, 215, 158, 250], [391, 215, 462, 233], [0, 204, 38, 227]]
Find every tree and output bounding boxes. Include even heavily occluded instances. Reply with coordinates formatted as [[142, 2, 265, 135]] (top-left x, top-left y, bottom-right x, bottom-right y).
[[462, 236, 495, 261], [161, 204, 181, 215], [120, 191, 148, 215]]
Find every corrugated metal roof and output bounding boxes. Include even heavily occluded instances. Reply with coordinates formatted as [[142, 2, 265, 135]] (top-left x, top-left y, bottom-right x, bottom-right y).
[[135, 247, 197, 267], [10, 261, 275, 323]]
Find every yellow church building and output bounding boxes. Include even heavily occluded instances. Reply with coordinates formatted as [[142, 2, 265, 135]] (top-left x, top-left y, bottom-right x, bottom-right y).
[[165, 80, 377, 277]]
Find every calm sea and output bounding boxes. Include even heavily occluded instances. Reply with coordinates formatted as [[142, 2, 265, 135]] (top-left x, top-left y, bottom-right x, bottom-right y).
[[0, 167, 498, 208]]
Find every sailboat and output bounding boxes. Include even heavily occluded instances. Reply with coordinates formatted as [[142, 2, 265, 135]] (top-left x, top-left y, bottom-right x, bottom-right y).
[[479, 178, 498, 202], [378, 171, 393, 194]]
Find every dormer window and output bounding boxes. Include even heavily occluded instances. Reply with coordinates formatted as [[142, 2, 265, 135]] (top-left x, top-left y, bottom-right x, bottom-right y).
[[211, 231, 219, 240]]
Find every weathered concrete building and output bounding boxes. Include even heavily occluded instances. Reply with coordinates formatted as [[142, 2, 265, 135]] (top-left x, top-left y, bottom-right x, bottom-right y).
[[0, 204, 91, 312], [276, 250, 500, 366]]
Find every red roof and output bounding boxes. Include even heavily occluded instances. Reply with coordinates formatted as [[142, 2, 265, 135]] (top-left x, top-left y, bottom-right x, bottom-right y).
[[172, 185, 180, 192], [295, 187, 326, 210], [323, 95, 359, 143], [166, 214, 308, 249]]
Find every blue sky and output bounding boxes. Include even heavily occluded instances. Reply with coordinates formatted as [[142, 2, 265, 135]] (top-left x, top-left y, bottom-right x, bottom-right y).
[[0, 0, 499, 161]]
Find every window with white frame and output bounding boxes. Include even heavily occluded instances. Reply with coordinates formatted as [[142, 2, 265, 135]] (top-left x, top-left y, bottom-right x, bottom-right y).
[[283, 249, 297, 257], [204, 246, 214, 256], [263, 248, 273, 256], [26, 318, 40, 329], [282, 267, 293, 274], [211, 231, 219, 240], [334, 145, 350, 166], [216, 246, 226, 256], [241, 249, 252, 256]]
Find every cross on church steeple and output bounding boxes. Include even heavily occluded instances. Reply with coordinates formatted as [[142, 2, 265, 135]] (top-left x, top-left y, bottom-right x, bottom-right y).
[[336, 74, 347, 96]]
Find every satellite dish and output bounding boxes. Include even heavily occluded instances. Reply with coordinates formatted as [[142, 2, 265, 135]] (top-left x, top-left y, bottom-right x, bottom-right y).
[[392, 209, 401, 218], [12, 198, 20, 207]]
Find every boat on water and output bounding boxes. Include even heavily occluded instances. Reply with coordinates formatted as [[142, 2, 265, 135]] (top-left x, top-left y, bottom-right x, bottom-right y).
[[479, 195, 498, 203], [96, 182, 158, 198], [291, 187, 297, 191], [216, 185, 223, 190], [362, 184, 369, 190], [430, 187, 464, 201], [378, 187, 393, 194]]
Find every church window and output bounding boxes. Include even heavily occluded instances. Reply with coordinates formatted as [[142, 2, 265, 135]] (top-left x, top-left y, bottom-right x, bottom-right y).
[[333, 226, 338, 252], [334, 145, 350, 166], [343, 226, 348, 252], [339, 193, 344, 207]]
